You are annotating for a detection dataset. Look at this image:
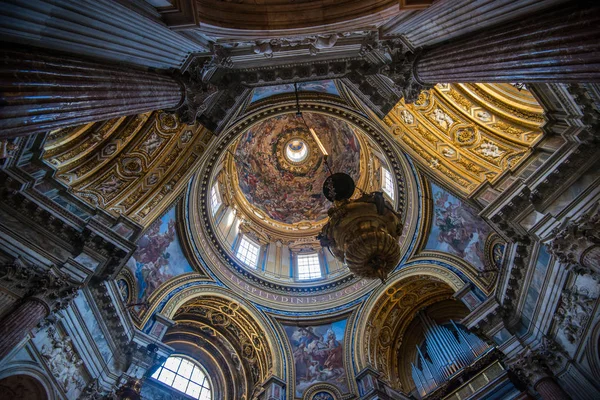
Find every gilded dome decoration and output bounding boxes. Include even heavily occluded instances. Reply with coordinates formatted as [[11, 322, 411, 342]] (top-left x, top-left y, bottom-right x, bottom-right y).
[[234, 112, 361, 225], [185, 102, 421, 312]]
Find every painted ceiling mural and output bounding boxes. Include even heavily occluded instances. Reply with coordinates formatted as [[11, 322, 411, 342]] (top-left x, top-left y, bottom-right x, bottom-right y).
[[425, 183, 493, 271], [283, 319, 349, 397], [125, 205, 193, 312], [251, 80, 339, 102], [235, 112, 361, 224]]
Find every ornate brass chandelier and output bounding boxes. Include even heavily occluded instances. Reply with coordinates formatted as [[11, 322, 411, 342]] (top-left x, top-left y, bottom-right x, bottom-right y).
[[291, 82, 403, 281], [317, 173, 403, 282]]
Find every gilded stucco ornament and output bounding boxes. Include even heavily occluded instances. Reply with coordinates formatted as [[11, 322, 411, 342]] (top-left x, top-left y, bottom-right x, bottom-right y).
[[318, 175, 403, 282]]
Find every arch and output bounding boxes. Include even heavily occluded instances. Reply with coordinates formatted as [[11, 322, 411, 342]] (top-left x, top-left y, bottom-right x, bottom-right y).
[[353, 265, 467, 381], [302, 382, 344, 400], [0, 366, 56, 400], [157, 285, 284, 379], [403, 254, 493, 294]]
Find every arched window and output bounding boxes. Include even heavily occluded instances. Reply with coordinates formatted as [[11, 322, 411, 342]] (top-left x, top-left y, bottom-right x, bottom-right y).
[[151, 355, 212, 400]]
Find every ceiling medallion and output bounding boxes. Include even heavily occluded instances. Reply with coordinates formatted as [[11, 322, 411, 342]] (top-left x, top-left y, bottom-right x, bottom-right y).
[[318, 173, 403, 282]]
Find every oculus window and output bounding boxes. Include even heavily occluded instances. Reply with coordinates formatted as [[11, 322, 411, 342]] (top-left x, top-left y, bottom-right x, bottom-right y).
[[236, 235, 260, 268], [297, 253, 322, 280], [151, 356, 212, 400], [285, 139, 309, 163], [210, 184, 222, 216], [381, 167, 395, 200]]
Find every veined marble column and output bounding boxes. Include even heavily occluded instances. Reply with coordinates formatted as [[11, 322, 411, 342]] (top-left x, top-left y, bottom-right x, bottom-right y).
[[416, 4, 600, 84], [384, 0, 567, 47], [0, 47, 184, 138], [507, 347, 571, 400], [0, 298, 48, 359], [0, 263, 79, 360], [0, 0, 203, 69], [534, 378, 571, 400]]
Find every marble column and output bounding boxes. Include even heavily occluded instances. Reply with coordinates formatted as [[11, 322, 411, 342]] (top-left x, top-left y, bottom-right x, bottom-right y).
[[416, 4, 600, 84], [0, 47, 184, 138], [0, 297, 48, 359], [534, 377, 572, 400], [0, 263, 79, 360], [0, 0, 203, 70], [507, 347, 572, 400], [384, 0, 567, 47]]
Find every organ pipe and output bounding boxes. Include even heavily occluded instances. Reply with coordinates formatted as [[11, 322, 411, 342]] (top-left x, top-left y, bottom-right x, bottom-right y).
[[411, 315, 491, 397]]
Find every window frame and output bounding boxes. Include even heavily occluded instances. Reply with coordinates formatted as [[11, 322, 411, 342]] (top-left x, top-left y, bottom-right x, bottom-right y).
[[235, 234, 261, 269], [210, 183, 222, 216], [296, 251, 323, 281], [381, 166, 395, 201], [150, 355, 212, 400]]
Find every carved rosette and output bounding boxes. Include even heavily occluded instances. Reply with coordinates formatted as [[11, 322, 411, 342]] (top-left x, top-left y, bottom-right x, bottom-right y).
[[318, 192, 403, 281]]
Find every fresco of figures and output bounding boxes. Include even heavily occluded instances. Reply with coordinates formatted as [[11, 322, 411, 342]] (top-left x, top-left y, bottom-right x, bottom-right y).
[[425, 184, 493, 270], [284, 320, 349, 397], [235, 112, 361, 224], [251, 79, 338, 102], [126, 206, 193, 310]]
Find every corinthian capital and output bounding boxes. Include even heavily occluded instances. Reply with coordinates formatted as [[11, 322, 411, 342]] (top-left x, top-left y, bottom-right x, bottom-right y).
[[506, 347, 552, 387], [379, 45, 432, 104], [170, 56, 220, 125], [547, 201, 600, 275], [0, 259, 80, 312]]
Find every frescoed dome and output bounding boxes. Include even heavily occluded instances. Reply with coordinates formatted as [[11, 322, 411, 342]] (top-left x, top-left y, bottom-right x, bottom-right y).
[[234, 112, 362, 225]]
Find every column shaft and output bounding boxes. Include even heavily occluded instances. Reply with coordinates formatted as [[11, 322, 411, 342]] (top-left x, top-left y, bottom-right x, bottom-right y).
[[0, 0, 202, 69], [417, 5, 600, 84], [0, 48, 183, 138], [534, 377, 571, 400], [385, 0, 567, 47], [0, 298, 48, 360]]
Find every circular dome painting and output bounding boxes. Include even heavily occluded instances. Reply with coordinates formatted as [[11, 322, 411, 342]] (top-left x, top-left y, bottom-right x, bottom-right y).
[[235, 112, 361, 224]]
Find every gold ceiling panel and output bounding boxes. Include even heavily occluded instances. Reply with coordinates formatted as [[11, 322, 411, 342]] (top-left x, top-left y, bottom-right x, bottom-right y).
[[383, 83, 544, 195], [43, 112, 213, 227]]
